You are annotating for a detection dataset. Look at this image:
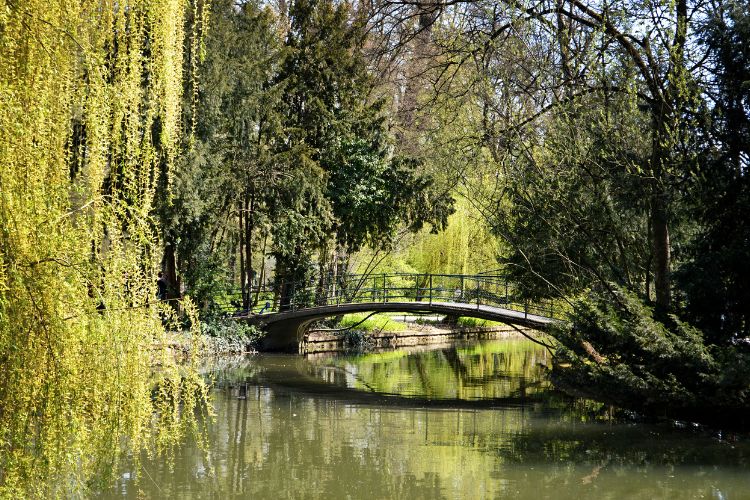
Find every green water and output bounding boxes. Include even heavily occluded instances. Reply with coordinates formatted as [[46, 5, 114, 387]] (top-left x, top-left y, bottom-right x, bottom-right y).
[[108, 340, 750, 498]]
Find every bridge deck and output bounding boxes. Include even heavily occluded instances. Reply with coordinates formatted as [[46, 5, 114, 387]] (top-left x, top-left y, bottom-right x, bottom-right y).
[[226, 273, 561, 350], [241, 301, 554, 328], [239, 300, 557, 350]]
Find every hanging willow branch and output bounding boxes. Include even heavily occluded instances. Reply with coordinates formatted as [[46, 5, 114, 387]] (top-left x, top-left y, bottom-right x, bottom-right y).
[[0, 0, 211, 496]]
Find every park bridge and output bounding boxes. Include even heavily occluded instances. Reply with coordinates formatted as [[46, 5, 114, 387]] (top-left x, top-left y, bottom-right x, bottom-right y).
[[221, 273, 560, 351]]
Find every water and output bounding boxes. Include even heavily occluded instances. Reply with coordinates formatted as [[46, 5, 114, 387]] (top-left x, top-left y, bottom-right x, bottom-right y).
[[108, 339, 750, 498]]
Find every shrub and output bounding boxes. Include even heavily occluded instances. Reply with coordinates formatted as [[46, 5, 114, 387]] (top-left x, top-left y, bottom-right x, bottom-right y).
[[552, 285, 750, 427]]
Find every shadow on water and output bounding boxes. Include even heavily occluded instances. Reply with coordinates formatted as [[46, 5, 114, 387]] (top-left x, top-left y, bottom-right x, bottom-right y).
[[107, 339, 750, 499]]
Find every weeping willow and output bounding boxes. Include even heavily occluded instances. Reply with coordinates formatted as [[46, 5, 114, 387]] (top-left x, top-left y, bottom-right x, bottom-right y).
[[0, 0, 210, 496]]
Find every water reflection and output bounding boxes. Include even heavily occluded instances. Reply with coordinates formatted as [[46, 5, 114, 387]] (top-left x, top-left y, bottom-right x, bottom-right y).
[[108, 340, 750, 499], [305, 339, 553, 400]]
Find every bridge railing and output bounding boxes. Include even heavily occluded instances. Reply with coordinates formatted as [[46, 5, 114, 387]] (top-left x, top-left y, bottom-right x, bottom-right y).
[[212, 272, 560, 320]]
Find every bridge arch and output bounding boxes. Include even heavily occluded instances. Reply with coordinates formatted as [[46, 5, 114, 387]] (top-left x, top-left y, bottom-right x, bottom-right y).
[[245, 301, 556, 351]]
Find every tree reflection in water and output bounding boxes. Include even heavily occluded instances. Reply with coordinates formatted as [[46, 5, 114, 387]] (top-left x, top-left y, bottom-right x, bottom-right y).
[[109, 341, 750, 499]]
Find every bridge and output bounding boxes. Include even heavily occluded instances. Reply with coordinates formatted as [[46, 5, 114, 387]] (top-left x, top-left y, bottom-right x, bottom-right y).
[[219, 273, 561, 351]]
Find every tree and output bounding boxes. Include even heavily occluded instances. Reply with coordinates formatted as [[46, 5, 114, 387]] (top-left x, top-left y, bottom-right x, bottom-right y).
[[0, 0, 208, 493], [676, 0, 750, 343], [164, 0, 284, 311], [272, 0, 453, 302], [371, 0, 708, 311], [270, 0, 368, 295]]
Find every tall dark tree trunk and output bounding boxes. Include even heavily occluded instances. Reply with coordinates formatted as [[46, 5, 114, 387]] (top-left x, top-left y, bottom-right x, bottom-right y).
[[163, 242, 180, 303], [246, 187, 256, 306], [651, 196, 671, 310], [650, 104, 672, 311], [254, 233, 268, 307], [556, 0, 573, 85], [239, 200, 246, 309], [645, 215, 653, 302]]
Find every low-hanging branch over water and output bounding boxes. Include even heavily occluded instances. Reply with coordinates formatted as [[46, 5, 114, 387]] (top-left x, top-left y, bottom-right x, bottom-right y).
[[0, 0, 210, 495]]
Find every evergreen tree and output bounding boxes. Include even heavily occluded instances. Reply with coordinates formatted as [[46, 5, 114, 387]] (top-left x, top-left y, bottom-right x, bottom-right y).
[[676, 0, 750, 343], [272, 0, 453, 299], [166, 0, 283, 311]]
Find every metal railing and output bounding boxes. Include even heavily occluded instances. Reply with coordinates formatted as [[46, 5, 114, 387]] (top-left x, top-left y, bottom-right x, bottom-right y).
[[213, 273, 560, 320]]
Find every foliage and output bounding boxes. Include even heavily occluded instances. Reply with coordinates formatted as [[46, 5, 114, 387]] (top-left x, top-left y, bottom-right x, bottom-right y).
[[328, 140, 452, 252], [200, 318, 263, 340], [161, 0, 454, 313], [349, 196, 498, 279], [675, 0, 750, 344], [268, 0, 372, 282], [269, 0, 454, 286], [199, 318, 263, 352], [492, 93, 652, 300], [0, 0, 209, 495], [374, 0, 709, 308], [403, 196, 500, 275], [552, 286, 750, 426], [165, 0, 283, 309]]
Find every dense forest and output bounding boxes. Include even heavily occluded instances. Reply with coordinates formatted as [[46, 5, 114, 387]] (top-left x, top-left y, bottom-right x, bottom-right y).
[[1, 0, 749, 494]]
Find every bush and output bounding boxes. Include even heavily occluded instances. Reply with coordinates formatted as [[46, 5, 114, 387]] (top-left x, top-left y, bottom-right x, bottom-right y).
[[552, 285, 750, 427], [456, 317, 503, 328], [200, 318, 264, 349]]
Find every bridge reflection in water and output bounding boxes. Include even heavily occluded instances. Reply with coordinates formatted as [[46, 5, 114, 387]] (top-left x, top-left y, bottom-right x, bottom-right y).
[[108, 341, 750, 499], [217, 273, 561, 351]]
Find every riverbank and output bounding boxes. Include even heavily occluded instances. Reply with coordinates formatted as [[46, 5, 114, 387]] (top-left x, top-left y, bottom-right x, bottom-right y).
[[163, 319, 543, 357], [163, 321, 262, 359]]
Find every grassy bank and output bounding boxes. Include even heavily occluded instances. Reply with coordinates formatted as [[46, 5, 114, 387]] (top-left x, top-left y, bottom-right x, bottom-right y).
[[456, 317, 504, 328], [337, 313, 409, 332]]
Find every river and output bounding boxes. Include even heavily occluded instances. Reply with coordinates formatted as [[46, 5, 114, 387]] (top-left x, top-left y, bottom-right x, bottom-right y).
[[107, 339, 750, 498]]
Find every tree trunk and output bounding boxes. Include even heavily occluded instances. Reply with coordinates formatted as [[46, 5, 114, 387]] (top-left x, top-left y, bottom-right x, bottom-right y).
[[247, 188, 256, 306], [254, 233, 268, 308], [645, 215, 652, 302], [244, 189, 254, 309], [556, 0, 573, 85], [650, 104, 671, 311], [651, 195, 670, 310], [239, 200, 246, 310], [163, 242, 180, 311]]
